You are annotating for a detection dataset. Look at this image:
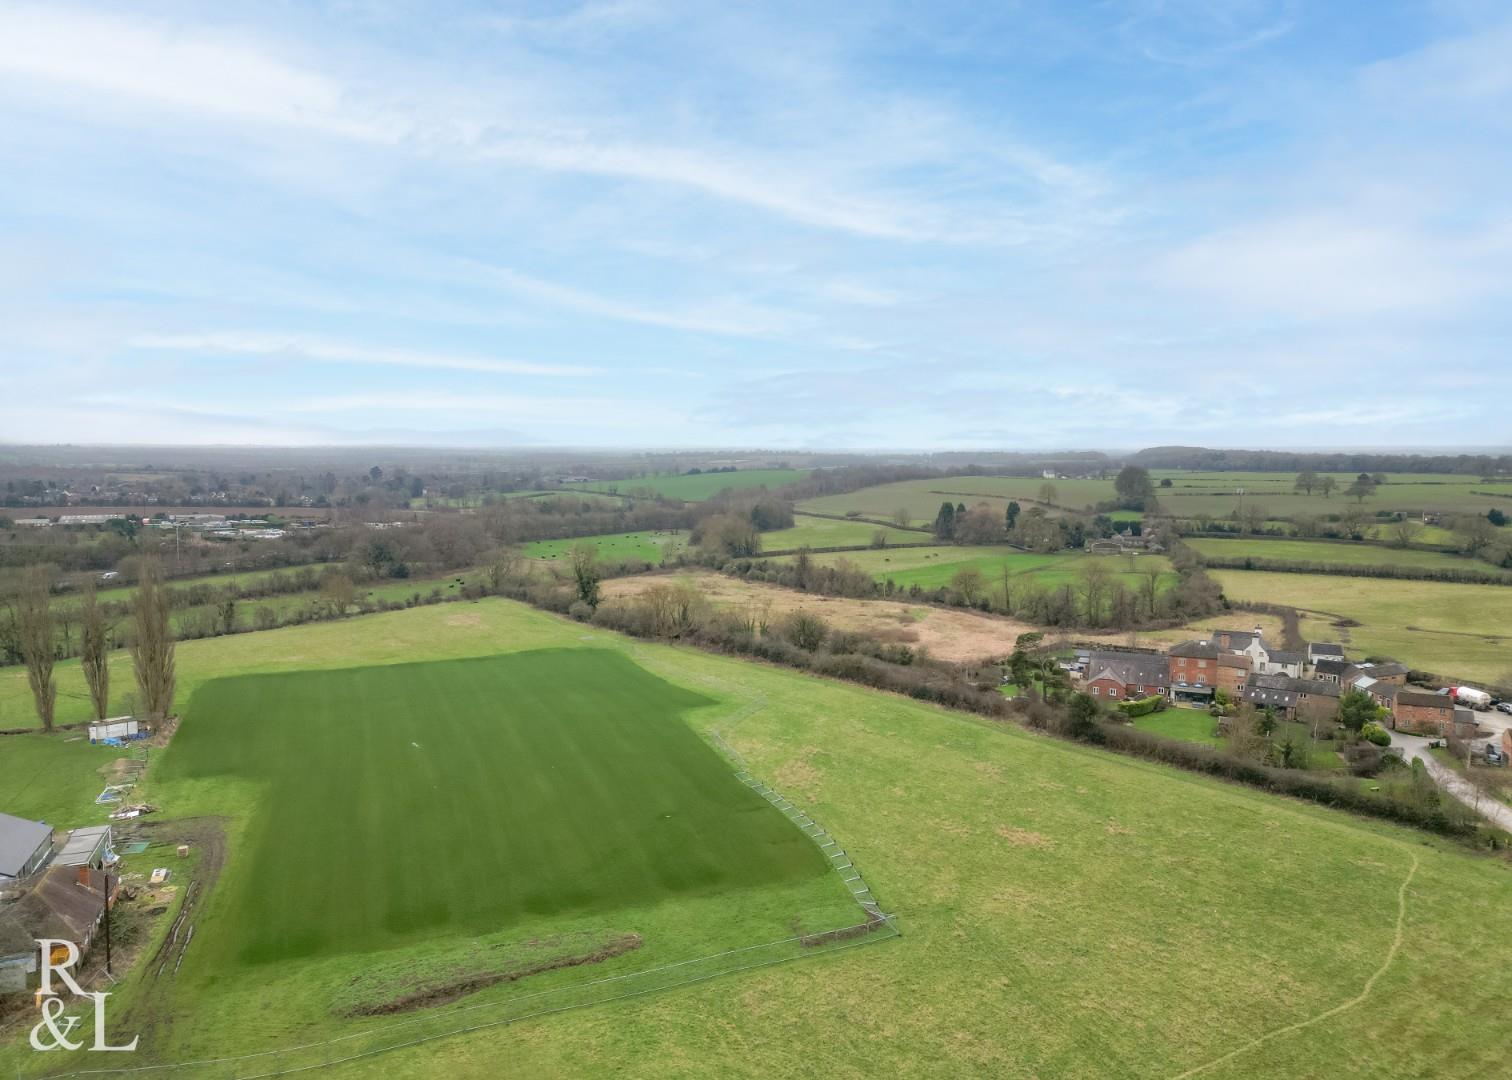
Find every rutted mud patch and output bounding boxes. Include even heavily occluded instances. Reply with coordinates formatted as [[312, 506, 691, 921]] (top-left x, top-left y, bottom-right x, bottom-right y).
[[340, 932, 643, 1016]]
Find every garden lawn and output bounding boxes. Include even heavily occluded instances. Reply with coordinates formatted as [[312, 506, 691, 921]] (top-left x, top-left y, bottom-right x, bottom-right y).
[[1211, 569, 1512, 683]]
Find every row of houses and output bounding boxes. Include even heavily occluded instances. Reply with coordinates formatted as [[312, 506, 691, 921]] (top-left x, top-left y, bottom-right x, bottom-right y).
[[1078, 626, 1473, 738]]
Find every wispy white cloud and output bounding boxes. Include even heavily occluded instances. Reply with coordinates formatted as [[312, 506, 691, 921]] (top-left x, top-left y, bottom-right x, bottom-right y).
[[129, 332, 599, 377], [474, 264, 806, 338]]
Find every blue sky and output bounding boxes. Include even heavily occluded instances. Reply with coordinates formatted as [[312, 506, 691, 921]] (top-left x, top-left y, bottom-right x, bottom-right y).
[[1, 0, 1509, 449]]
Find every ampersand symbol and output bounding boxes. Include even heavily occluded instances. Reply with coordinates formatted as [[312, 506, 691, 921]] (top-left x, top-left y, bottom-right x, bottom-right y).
[[29, 996, 84, 1052]]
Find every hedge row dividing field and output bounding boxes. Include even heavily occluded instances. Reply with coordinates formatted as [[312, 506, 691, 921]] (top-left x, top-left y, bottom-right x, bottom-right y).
[[3, 599, 1508, 1078]]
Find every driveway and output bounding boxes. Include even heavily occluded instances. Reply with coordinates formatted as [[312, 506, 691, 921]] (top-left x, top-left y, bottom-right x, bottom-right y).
[[1390, 730, 1512, 832]]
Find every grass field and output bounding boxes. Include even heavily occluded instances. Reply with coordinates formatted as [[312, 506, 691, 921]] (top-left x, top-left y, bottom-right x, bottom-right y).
[[3, 599, 1511, 1078], [522, 530, 688, 564], [797, 476, 1116, 523], [1211, 569, 1512, 684], [797, 471, 1512, 525], [1188, 536, 1512, 576], [760, 517, 923, 549], [158, 651, 830, 964], [567, 468, 810, 501], [764, 545, 1177, 594]]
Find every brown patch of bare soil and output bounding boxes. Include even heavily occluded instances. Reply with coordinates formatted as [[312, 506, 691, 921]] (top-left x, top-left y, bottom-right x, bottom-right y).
[[602, 572, 1036, 663], [344, 933, 644, 1016], [996, 826, 1053, 849]]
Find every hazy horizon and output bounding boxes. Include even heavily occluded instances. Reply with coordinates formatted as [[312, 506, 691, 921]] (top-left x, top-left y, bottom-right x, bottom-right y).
[[4, 2, 1511, 449]]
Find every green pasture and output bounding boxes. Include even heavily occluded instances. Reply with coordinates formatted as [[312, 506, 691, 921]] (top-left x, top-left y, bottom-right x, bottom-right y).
[[523, 530, 687, 564], [797, 475, 1116, 522], [3, 599, 1510, 1078], [1153, 471, 1512, 519], [760, 517, 922, 550], [567, 468, 810, 501], [158, 651, 829, 964], [765, 545, 1177, 594], [1211, 569, 1512, 684], [797, 471, 1512, 527], [1188, 536, 1512, 576]]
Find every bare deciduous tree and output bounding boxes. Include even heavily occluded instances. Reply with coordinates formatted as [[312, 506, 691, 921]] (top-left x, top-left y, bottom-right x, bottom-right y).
[[132, 558, 176, 721], [1078, 559, 1112, 625], [80, 582, 111, 721], [18, 567, 56, 731], [951, 566, 986, 605]]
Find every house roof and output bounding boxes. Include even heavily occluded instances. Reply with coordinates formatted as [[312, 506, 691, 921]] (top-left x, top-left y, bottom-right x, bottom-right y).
[[1251, 674, 1341, 698], [53, 826, 111, 869], [1308, 642, 1345, 659], [1085, 651, 1169, 689], [0, 812, 52, 879], [1314, 658, 1348, 676], [6, 866, 108, 945], [1267, 650, 1304, 665], [1169, 639, 1219, 658], [1212, 628, 1261, 647], [1244, 685, 1298, 707], [1217, 653, 1251, 669], [1396, 689, 1452, 710]]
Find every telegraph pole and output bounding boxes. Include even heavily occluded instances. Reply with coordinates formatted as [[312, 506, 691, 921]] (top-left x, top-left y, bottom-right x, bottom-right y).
[[103, 871, 112, 976]]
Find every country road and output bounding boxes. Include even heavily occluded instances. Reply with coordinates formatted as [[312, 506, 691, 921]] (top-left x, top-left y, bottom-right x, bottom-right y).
[[1389, 730, 1512, 832]]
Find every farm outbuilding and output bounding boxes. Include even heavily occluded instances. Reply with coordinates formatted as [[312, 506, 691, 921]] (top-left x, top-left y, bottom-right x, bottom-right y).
[[88, 717, 140, 743], [53, 825, 114, 871], [0, 812, 54, 885]]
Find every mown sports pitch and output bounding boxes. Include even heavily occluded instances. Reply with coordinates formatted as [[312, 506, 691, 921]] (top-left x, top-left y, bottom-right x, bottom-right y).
[[159, 650, 831, 965]]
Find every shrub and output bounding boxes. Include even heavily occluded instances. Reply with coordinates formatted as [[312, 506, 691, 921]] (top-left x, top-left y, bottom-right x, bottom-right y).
[[1361, 722, 1391, 747], [1116, 695, 1164, 718]]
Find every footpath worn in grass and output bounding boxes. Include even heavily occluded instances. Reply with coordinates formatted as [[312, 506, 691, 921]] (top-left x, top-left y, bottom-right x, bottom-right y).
[[159, 650, 827, 964], [4, 600, 1512, 1079]]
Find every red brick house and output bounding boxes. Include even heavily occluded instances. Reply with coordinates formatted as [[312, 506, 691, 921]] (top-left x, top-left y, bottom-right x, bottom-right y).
[[1215, 653, 1252, 696], [1085, 651, 1169, 703], [1168, 640, 1219, 688], [1390, 689, 1457, 736]]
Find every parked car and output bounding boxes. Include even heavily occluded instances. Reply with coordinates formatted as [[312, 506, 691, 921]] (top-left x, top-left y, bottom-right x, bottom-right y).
[[1496, 701, 1512, 715]]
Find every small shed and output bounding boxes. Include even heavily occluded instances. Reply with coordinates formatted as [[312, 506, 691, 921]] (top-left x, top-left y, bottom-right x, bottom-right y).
[[88, 717, 139, 743], [53, 826, 113, 871]]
